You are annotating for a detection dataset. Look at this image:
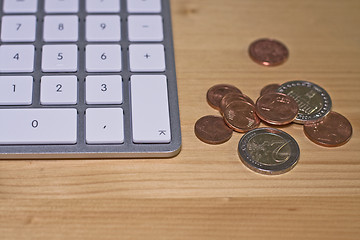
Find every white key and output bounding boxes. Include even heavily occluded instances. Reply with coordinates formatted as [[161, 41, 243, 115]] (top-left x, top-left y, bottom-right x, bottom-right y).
[[127, 0, 161, 13], [3, 0, 38, 13], [0, 108, 77, 144], [128, 15, 163, 42], [0, 45, 35, 73], [86, 75, 123, 104], [0, 76, 33, 105], [86, 0, 120, 13], [86, 45, 122, 72], [86, 108, 124, 144], [86, 15, 121, 42], [1, 15, 37, 42], [129, 44, 165, 72], [40, 75, 77, 105], [42, 45, 78, 72], [43, 15, 79, 42], [44, 0, 79, 13], [130, 75, 171, 143]]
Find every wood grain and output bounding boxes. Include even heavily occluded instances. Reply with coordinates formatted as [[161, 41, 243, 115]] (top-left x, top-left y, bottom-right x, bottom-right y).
[[1, 0, 360, 239], [1, 197, 359, 240]]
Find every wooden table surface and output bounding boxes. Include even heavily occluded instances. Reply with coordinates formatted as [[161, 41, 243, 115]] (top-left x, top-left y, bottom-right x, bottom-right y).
[[1, 0, 360, 239]]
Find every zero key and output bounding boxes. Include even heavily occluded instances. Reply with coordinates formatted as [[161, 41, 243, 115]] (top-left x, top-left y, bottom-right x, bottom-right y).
[[0, 108, 77, 144]]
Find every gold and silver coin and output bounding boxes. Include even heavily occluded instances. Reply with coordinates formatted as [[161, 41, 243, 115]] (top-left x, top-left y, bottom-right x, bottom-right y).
[[277, 80, 332, 124], [238, 128, 300, 175]]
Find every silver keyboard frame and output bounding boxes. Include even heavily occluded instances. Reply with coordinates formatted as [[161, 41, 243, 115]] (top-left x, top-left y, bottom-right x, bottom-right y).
[[0, 0, 181, 159]]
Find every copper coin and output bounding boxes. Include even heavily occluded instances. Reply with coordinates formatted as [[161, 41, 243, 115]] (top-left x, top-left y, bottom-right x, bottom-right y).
[[219, 93, 255, 114], [249, 38, 289, 66], [194, 115, 233, 144], [223, 101, 260, 132], [255, 92, 299, 125], [260, 83, 281, 96], [303, 111, 352, 147], [206, 84, 242, 110], [237, 93, 255, 106]]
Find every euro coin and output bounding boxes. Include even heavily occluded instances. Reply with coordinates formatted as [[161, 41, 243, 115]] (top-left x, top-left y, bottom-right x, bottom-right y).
[[238, 128, 300, 175], [277, 80, 332, 124]]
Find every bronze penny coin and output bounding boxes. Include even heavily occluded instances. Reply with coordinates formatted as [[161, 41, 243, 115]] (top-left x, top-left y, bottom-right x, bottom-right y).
[[249, 38, 289, 66], [237, 93, 255, 106], [194, 115, 233, 144], [219, 93, 255, 114], [303, 111, 352, 147], [223, 100, 260, 133], [206, 84, 242, 110], [238, 128, 300, 175], [255, 92, 299, 125], [220, 93, 244, 114], [260, 83, 281, 96]]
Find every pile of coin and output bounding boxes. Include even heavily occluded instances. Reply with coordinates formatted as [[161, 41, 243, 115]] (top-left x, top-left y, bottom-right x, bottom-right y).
[[195, 80, 353, 174], [194, 38, 353, 175]]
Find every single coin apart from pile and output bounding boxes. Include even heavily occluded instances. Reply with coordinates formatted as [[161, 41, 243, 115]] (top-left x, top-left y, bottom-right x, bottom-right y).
[[255, 92, 299, 125], [303, 111, 352, 147], [238, 128, 300, 175], [194, 115, 233, 144], [248, 38, 289, 66], [206, 84, 242, 110], [277, 80, 332, 124]]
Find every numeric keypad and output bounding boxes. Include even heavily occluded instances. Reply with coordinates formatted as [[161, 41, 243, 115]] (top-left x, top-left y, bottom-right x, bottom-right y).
[[0, 0, 181, 158]]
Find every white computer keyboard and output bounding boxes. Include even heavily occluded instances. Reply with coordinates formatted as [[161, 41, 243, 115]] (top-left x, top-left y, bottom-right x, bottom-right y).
[[0, 0, 181, 159]]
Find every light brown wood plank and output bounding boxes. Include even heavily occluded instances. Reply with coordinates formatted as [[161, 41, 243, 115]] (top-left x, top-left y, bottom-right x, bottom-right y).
[[1, 197, 359, 240]]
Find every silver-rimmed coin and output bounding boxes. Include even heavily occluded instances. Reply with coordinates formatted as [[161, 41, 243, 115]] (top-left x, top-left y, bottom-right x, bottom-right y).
[[277, 80, 332, 124], [238, 128, 300, 175]]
